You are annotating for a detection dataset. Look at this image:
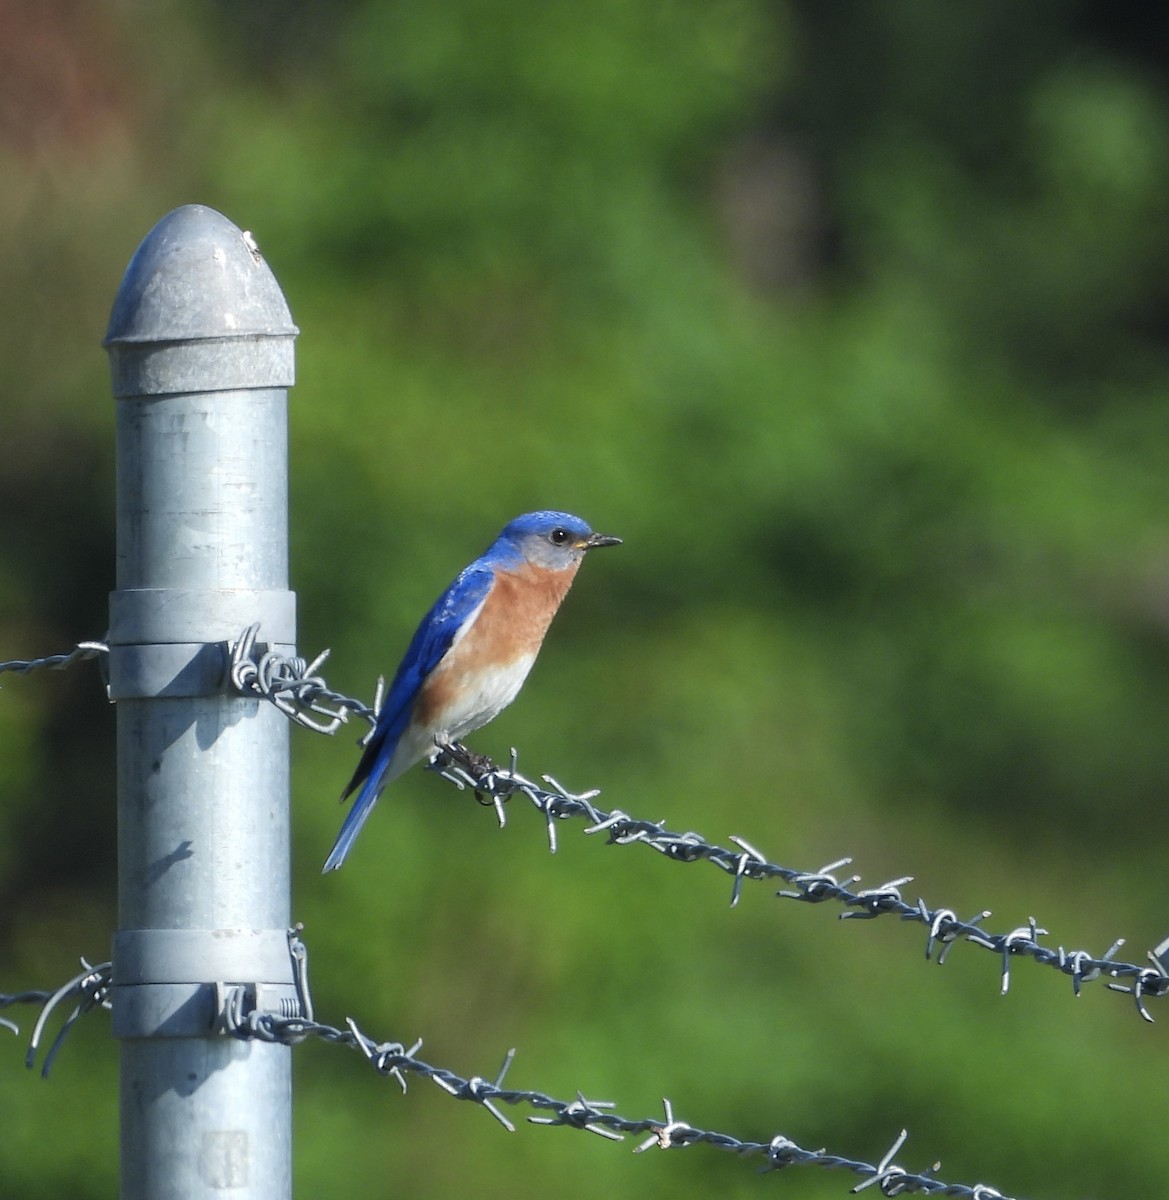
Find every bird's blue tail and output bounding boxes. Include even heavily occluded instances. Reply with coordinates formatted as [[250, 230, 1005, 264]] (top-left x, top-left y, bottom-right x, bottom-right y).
[[321, 773, 383, 873]]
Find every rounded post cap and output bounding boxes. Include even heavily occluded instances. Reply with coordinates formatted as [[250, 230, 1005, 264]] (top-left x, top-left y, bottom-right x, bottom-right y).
[[104, 205, 298, 397]]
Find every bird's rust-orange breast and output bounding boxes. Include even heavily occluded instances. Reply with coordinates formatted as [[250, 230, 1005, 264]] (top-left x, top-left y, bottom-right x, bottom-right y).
[[412, 560, 581, 727]]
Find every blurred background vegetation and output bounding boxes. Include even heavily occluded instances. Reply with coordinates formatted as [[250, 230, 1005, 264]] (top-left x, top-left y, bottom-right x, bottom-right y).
[[3, 1, 1169, 1196]]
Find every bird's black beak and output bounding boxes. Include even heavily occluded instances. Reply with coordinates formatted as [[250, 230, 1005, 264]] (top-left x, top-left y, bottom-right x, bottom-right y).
[[583, 532, 622, 550]]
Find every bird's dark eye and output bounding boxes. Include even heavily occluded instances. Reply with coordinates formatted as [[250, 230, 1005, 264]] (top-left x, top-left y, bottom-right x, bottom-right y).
[[549, 527, 571, 546]]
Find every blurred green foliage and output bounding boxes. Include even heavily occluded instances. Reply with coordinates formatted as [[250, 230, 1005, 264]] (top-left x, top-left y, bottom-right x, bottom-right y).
[[4, 1, 1169, 1196]]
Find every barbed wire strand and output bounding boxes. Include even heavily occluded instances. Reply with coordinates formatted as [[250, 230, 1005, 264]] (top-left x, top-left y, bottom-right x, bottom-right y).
[[231, 633, 1169, 1017], [227, 625, 1169, 1020], [226, 631, 1169, 1019], [427, 742, 1169, 1021], [264, 1011, 1013, 1199], [0, 641, 109, 679], [4, 632, 1166, 1020], [0, 942, 1016, 1199]]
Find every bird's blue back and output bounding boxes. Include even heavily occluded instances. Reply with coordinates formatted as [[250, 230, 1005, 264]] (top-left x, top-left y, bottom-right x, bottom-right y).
[[341, 561, 495, 803], [322, 562, 495, 872]]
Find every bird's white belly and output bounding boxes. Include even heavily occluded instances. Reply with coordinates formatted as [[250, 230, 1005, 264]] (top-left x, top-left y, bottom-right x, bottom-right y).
[[437, 651, 537, 741]]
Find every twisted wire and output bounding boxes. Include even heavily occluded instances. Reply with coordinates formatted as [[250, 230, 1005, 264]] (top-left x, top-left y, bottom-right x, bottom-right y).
[[4, 630, 1167, 1020], [0, 641, 109, 677], [1, 939, 1018, 1196], [213, 932, 1026, 1198], [427, 743, 1169, 1021], [238, 1007, 1014, 1198], [222, 631, 1169, 1021]]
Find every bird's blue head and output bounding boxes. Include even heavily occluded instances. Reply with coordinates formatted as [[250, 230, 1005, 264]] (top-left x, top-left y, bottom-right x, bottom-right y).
[[489, 510, 622, 570]]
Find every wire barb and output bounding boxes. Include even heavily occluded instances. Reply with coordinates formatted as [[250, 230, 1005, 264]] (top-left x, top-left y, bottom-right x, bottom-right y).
[[228, 624, 378, 734], [851, 1127, 909, 1193], [0, 959, 113, 1077]]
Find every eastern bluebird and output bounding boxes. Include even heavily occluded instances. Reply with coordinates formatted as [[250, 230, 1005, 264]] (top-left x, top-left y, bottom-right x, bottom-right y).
[[322, 510, 621, 871]]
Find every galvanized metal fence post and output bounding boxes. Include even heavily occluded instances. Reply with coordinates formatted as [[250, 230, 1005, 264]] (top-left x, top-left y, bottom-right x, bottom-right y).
[[103, 206, 299, 1200]]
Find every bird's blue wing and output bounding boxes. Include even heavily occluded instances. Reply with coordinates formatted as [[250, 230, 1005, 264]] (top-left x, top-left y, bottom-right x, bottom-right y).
[[322, 562, 495, 872]]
